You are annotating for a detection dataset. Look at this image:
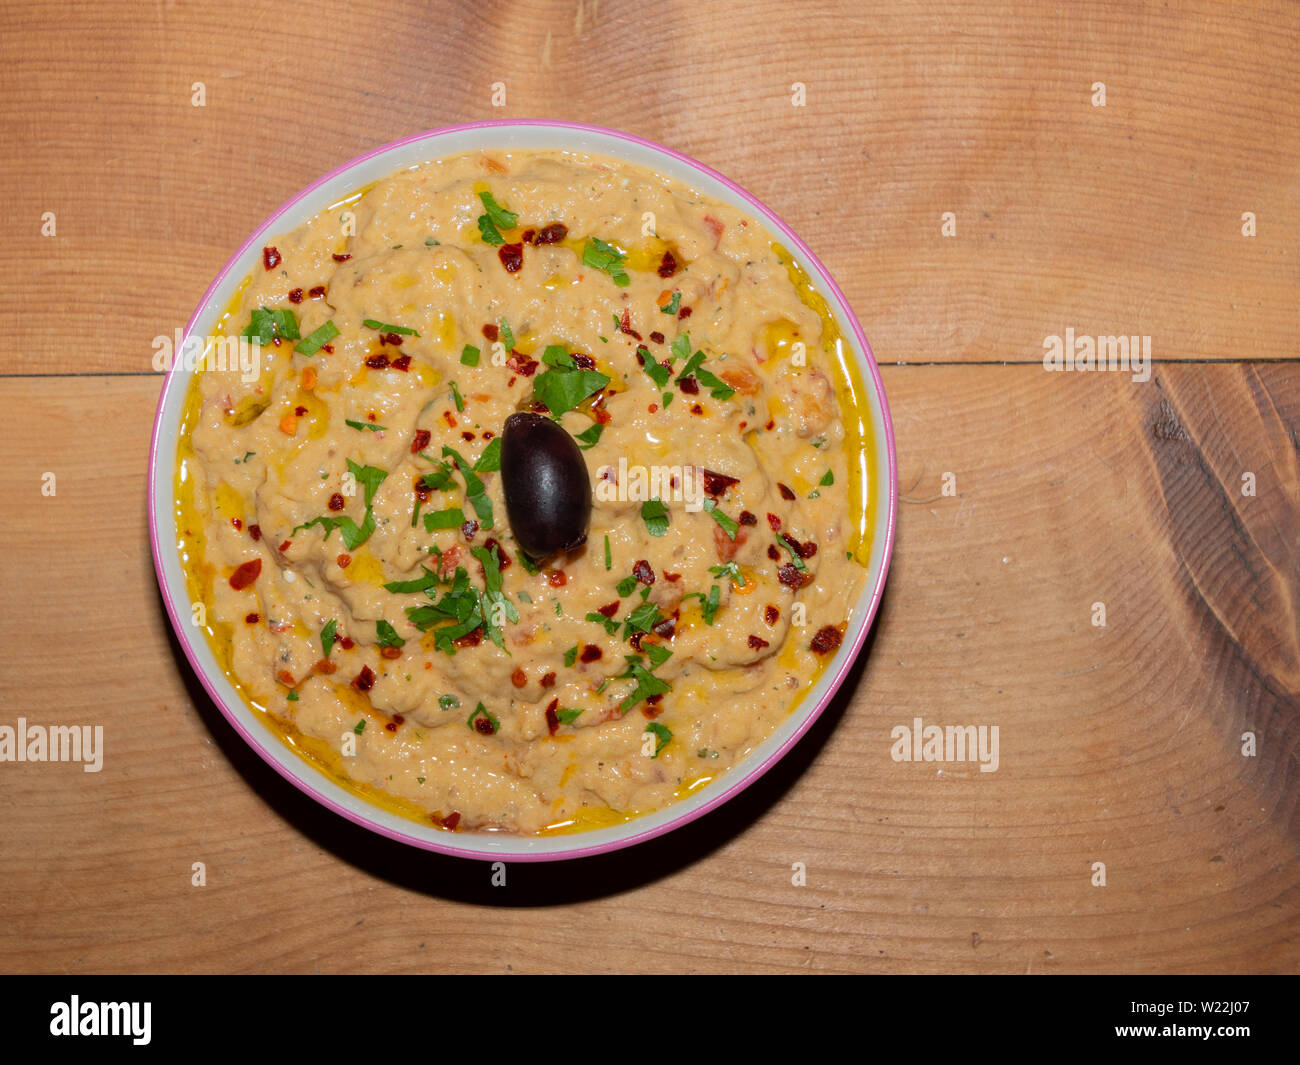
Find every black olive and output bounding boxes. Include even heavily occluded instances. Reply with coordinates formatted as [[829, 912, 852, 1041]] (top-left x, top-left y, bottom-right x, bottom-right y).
[[501, 412, 592, 559]]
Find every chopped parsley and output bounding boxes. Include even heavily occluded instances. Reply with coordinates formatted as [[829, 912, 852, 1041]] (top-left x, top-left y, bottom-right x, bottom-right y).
[[532, 345, 611, 418], [383, 567, 441, 594], [604, 535, 612, 570], [439, 694, 460, 710], [295, 320, 339, 356], [575, 422, 604, 450], [460, 344, 481, 367], [640, 497, 670, 537], [660, 291, 681, 315], [321, 619, 338, 657], [644, 722, 671, 757], [709, 562, 746, 587], [585, 611, 619, 637], [353, 719, 366, 735], [702, 498, 739, 540], [474, 437, 502, 473], [499, 318, 515, 351], [423, 508, 465, 531], [476, 190, 518, 245], [442, 446, 493, 529], [557, 707, 584, 725], [616, 575, 638, 597], [564, 645, 578, 667], [376, 619, 405, 648], [362, 319, 420, 336], [674, 343, 735, 401], [345, 419, 387, 432], [449, 381, 464, 412], [638, 346, 671, 388], [242, 307, 300, 344], [776, 532, 808, 571], [467, 701, 500, 733], [582, 237, 630, 286]]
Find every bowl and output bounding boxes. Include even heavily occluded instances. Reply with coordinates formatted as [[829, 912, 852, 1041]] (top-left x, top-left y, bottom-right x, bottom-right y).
[[148, 120, 898, 861]]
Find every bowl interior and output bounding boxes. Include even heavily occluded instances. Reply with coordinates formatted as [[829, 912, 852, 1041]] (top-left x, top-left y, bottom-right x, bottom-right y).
[[149, 121, 897, 861]]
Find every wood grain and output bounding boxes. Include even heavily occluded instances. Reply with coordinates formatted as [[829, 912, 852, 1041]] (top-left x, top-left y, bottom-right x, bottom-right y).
[[0, 365, 1295, 973], [1, 0, 1297, 974]]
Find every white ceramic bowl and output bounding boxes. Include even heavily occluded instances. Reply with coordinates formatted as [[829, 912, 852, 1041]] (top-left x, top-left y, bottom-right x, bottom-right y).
[[149, 120, 898, 861]]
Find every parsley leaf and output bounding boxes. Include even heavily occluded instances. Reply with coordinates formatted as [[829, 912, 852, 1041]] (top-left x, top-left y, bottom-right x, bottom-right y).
[[473, 437, 502, 473], [641, 498, 670, 537], [660, 291, 681, 315], [460, 344, 481, 366], [321, 619, 338, 657], [345, 419, 387, 432], [476, 190, 518, 246], [442, 446, 493, 529], [362, 319, 420, 336], [376, 620, 405, 648], [575, 422, 604, 450], [532, 348, 610, 418], [295, 320, 339, 356], [424, 508, 466, 531], [644, 721, 671, 757], [242, 307, 300, 344], [703, 498, 739, 540], [582, 237, 630, 286]]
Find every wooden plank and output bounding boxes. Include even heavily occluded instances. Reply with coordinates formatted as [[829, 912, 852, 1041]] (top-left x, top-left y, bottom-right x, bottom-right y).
[[0, 365, 1295, 973], [1, 1, 1296, 376]]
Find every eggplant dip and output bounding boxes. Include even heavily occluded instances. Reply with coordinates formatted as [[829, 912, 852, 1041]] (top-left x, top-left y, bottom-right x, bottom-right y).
[[175, 148, 875, 834]]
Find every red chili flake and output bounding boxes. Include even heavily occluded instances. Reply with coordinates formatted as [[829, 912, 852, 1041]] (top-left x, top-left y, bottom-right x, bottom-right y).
[[294, 405, 308, 416], [337, 553, 352, 568], [412, 429, 431, 453], [482, 537, 512, 569], [461, 431, 475, 441], [308, 285, 326, 299], [506, 352, 538, 376], [533, 222, 568, 244], [547, 569, 568, 588], [248, 523, 261, 541], [571, 352, 596, 369], [461, 520, 479, 540], [442, 410, 458, 428], [593, 405, 611, 423], [455, 628, 484, 649], [649, 331, 665, 344], [352, 666, 376, 692], [321, 344, 334, 354], [381, 646, 402, 660], [628, 631, 645, 651], [747, 634, 770, 651], [545, 698, 560, 736], [339, 636, 355, 650], [498, 242, 524, 272], [231, 517, 243, 530], [473, 714, 496, 735], [778, 483, 796, 501], [314, 659, 337, 675], [262, 246, 281, 270], [766, 513, 782, 532], [482, 430, 495, 439], [540, 672, 556, 688], [329, 492, 345, 511], [392, 355, 412, 372], [702, 469, 739, 497], [778, 563, 814, 589], [277, 669, 296, 686], [765, 605, 780, 625], [288, 288, 303, 303], [511, 667, 527, 688], [365, 353, 390, 369], [679, 376, 700, 395], [765, 419, 776, 431], [652, 615, 676, 638], [678, 305, 692, 320], [648, 403, 658, 414], [810, 625, 843, 655], [739, 510, 757, 526], [641, 699, 664, 719], [767, 544, 781, 561], [481, 323, 499, 341], [385, 721, 398, 731], [632, 559, 655, 585], [579, 644, 602, 663], [332, 252, 352, 262], [439, 811, 462, 831], [690, 403, 704, 415], [521, 228, 536, 244], [245, 612, 260, 624], [783, 535, 818, 559], [619, 308, 642, 340], [664, 572, 681, 582], [229, 559, 262, 589], [597, 601, 620, 618], [657, 250, 678, 278], [383, 332, 404, 347]]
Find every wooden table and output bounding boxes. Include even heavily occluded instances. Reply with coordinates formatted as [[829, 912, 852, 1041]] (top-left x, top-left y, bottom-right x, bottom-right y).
[[2, 0, 1296, 974]]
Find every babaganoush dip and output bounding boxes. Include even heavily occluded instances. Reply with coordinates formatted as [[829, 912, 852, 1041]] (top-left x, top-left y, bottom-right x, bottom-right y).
[[174, 147, 877, 835]]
